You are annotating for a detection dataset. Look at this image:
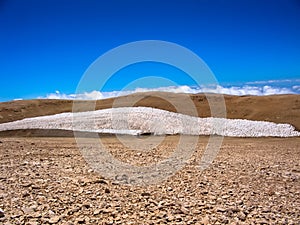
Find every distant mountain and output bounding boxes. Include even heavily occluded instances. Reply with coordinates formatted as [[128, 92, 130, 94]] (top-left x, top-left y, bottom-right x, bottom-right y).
[[0, 92, 299, 130]]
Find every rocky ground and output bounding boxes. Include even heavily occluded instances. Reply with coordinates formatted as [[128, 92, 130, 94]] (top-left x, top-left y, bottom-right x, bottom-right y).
[[0, 136, 299, 224]]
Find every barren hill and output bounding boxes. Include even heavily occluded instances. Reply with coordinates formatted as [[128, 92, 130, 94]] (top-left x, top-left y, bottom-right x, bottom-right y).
[[0, 92, 299, 130]]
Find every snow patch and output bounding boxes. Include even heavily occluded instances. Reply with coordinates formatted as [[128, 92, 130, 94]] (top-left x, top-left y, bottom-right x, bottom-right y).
[[0, 107, 299, 137]]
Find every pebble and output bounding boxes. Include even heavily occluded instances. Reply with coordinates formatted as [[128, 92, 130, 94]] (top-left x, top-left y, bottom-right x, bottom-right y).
[[201, 215, 210, 225], [76, 216, 85, 224], [22, 207, 35, 214], [49, 216, 60, 224], [0, 208, 4, 218], [238, 212, 247, 221], [222, 195, 230, 199], [216, 207, 226, 212], [93, 209, 101, 215]]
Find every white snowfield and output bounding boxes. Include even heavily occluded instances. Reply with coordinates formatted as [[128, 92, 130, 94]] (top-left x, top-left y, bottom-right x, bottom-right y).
[[0, 107, 299, 137]]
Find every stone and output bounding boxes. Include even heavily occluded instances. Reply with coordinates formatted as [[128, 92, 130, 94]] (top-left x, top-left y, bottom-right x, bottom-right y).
[[201, 215, 209, 225], [22, 207, 35, 214], [167, 187, 173, 191], [27, 212, 41, 218], [166, 213, 174, 221], [216, 207, 226, 212], [94, 179, 108, 185], [261, 207, 271, 213], [27, 220, 39, 225], [93, 209, 101, 215], [76, 216, 85, 224], [238, 212, 247, 221], [141, 192, 151, 197], [49, 216, 60, 224], [22, 191, 30, 197], [21, 182, 32, 188], [0, 208, 4, 218], [222, 195, 230, 199], [257, 219, 269, 224]]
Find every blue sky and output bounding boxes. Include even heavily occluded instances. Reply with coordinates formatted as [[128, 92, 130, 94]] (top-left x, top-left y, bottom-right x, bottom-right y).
[[1, 0, 300, 101]]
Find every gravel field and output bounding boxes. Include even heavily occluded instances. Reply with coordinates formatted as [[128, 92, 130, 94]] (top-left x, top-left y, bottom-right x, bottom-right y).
[[0, 136, 299, 224]]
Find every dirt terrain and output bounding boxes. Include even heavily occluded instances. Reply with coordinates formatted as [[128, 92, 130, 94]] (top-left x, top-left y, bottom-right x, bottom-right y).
[[0, 136, 299, 224], [0, 93, 299, 224], [0, 93, 299, 130]]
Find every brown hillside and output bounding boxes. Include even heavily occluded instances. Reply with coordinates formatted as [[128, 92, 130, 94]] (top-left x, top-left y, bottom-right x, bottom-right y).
[[0, 92, 299, 130]]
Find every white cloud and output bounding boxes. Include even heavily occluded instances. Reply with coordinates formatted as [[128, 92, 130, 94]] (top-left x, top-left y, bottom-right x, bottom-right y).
[[245, 79, 300, 85], [292, 85, 300, 91], [197, 85, 297, 96], [40, 83, 298, 100], [40, 86, 202, 100], [134, 85, 200, 94]]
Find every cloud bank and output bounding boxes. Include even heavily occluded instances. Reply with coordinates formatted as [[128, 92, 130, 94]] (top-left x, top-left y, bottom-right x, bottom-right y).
[[41, 81, 300, 100]]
